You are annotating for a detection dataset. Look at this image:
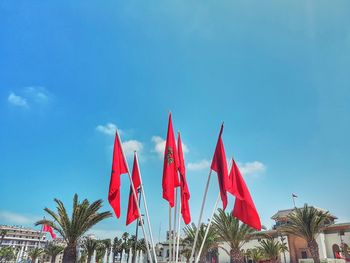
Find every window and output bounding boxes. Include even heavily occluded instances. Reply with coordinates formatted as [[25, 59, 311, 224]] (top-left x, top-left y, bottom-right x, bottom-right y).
[[301, 251, 307, 259]]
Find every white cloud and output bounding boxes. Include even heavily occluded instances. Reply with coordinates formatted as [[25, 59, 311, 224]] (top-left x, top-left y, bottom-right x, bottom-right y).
[[151, 135, 188, 159], [151, 136, 166, 158], [187, 159, 211, 171], [24, 86, 50, 103], [122, 140, 143, 157], [96, 123, 121, 136], [0, 211, 39, 225], [238, 161, 266, 176], [8, 92, 28, 108], [87, 228, 123, 240]]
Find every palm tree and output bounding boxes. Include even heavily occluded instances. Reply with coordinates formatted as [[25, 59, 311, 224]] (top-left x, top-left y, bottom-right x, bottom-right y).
[[183, 222, 218, 263], [0, 230, 7, 245], [82, 238, 98, 263], [0, 246, 16, 262], [28, 247, 45, 263], [35, 194, 112, 263], [102, 239, 112, 263], [213, 208, 256, 263], [281, 204, 331, 263], [258, 238, 285, 263], [112, 237, 123, 263], [96, 241, 107, 263], [245, 248, 265, 263], [45, 243, 65, 263], [181, 247, 192, 263]]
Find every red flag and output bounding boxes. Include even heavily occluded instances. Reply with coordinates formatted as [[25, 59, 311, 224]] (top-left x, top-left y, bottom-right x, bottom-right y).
[[126, 153, 141, 225], [108, 131, 129, 218], [210, 124, 229, 210], [43, 224, 56, 239], [177, 132, 191, 224], [229, 158, 262, 230], [162, 113, 180, 207]]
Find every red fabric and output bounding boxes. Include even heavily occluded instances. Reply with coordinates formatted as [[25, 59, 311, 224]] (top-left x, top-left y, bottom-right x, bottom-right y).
[[43, 224, 56, 239], [210, 124, 229, 210], [108, 131, 129, 218], [126, 154, 141, 225], [229, 158, 262, 230], [162, 114, 180, 207], [177, 133, 191, 224]]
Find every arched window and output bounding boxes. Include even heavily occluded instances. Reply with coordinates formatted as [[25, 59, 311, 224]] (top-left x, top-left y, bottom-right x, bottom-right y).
[[332, 244, 341, 258]]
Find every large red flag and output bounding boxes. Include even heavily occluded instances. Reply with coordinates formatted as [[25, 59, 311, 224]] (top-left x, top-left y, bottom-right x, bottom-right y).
[[108, 131, 129, 218], [229, 158, 262, 230], [126, 153, 141, 225], [162, 113, 180, 207], [43, 224, 56, 239], [177, 132, 191, 224], [210, 124, 230, 210]]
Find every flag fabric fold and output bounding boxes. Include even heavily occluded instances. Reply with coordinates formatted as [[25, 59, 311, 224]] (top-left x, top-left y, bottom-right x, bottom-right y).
[[229, 158, 262, 230], [177, 132, 191, 224], [108, 131, 129, 218], [43, 224, 56, 239], [162, 113, 180, 207], [126, 153, 141, 225], [210, 124, 229, 210]]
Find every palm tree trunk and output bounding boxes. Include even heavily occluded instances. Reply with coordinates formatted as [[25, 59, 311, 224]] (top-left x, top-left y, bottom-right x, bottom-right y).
[[307, 239, 320, 263], [62, 244, 77, 263], [51, 255, 56, 263], [230, 248, 244, 263]]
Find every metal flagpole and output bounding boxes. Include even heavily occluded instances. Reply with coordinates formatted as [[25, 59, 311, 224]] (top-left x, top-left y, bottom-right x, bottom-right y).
[[169, 207, 172, 262], [194, 193, 220, 263], [172, 188, 178, 262], [134, 188, 142, 263], [189, 170, 212, 262], [117, 132, 153, 263], [135, 152, 158, 263], [175, 199, 181, 263]]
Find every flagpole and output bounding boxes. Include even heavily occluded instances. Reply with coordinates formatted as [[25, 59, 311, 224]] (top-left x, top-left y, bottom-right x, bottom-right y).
[[117, 132, 153, 263], [169, 207, 172, 262], [175, 199, 181, 263], [173, 188, 178, 263], [135, 152, 158, 263], [189, 169, 212, 262], [194, 193, 220, 263]]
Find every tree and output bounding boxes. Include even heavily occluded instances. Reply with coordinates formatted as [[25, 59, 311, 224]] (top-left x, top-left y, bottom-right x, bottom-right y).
[[183, 222, 218, 263], [0, 246, 16, 262], [281, 204, 330, 263], [35, 194, 112, 263], [28, 247, 45, 263], [246, 248, 265, 263], [102, 239, 112, 263], [112, 237, 123, 263], [96, 241, 107, 263], [212, 208, 256, 263], [0, 230, 7, 246], [181, 247, 192, 263], [45, 243, 65, 263], [258, 238, 286, 263], [82, 238, 98, 263]]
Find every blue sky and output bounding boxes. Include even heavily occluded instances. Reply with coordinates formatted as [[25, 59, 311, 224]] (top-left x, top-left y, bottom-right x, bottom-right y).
[[1, 1, 350, 240]]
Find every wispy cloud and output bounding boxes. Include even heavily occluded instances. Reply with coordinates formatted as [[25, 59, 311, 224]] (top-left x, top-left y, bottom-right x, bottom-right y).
[[24, 86, 50, 103], [8, 92, 28, 108], [238, 161, 266, 176], [122, 140, 143, 157], [96, 123, 120, 136], [0, 211, 39, 225], [151, 135, 188, 159], [187, 159, 211, 171]]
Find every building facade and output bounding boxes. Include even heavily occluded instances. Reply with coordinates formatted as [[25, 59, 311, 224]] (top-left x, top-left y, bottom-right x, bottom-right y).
[[0, 225, 47, 262], [217, 207, 350, 263]]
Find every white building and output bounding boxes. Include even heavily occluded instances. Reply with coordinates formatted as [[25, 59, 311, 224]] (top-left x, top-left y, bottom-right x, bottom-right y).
[[0, 225, 47, 261]]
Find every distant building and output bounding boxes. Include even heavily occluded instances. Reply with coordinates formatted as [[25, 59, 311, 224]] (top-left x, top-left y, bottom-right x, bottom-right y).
[[218, 207, 350, 263], [0, 225, 47, 261]]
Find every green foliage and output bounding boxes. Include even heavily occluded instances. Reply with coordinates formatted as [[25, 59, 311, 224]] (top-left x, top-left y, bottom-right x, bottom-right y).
[[281, 204, 331, 241], [257, 238, 285, 261], [0, 246, 16, 262], [28, 247, 45, 262], [45, 243, 65, 263], [35, 194, 112, 262]]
